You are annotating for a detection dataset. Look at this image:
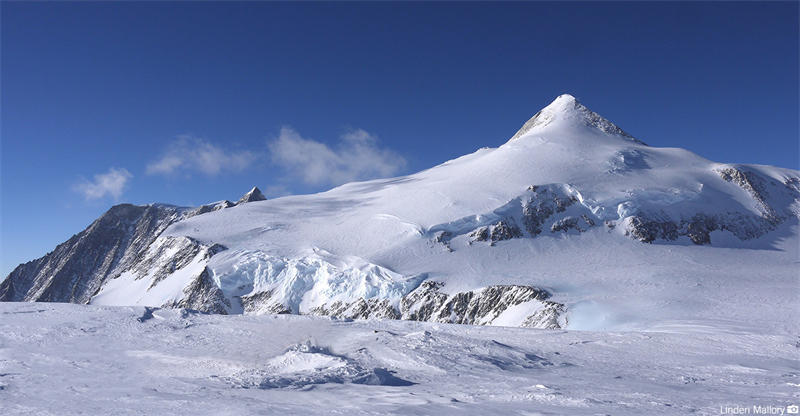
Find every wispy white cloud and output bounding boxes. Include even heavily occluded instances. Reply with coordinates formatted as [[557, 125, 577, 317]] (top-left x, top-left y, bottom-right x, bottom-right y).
[[74, 167, 133, 200], [261, 184, 292, 198], [268, 127, 406, 186], [146, 135, 256, 176]]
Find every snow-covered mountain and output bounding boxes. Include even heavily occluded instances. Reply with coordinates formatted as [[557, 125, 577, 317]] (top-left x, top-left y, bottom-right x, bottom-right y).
[[3, 94, 798, 333]]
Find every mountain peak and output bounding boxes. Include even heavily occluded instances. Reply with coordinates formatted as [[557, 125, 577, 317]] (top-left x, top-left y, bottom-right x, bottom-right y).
[[237, 186, 267, 204], [509, 94, 642, 144], [545, 93, 579, 111]]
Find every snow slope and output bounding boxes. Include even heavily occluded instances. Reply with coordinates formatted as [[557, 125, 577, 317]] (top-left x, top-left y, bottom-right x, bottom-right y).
[[1, 302, 797, 415]]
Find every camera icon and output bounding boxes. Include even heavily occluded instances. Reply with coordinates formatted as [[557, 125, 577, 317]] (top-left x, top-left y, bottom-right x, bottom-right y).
[[787, 404, 799, 414]]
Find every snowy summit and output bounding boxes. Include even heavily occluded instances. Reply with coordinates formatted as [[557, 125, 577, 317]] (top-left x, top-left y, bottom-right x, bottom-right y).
[[237, 186, 267, 204], [509, 94, 637, 142]]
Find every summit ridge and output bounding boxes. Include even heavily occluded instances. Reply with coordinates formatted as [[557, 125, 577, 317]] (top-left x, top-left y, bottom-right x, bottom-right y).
[[509, 94, 641, 143]]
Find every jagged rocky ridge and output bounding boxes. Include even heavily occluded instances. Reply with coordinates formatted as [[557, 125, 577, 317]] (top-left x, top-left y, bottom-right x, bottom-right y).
[[430, 166, 800, 248], [0, 204, 187, 303], [237, 186, 267, 204], [163, 267, 231, 315], [257, 281, 565, 329], [0, 187, 265, 304], [510, 93, 642, 144], [623, 166, 799, 244]]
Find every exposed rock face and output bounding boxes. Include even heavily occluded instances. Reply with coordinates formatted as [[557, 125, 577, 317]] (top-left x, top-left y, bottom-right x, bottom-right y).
[[189, 200, 235, 217], [127, 236, 227, 289], [400, 282, 565, 329], [522, 185, 579, 236], [432, 231, 453, 251], [685, 215, 717, 245], [469, 219, 522, 245], [431, 183, 591, 246], [237, 186, 267, 204], [487, 219, 523, 242], [310, 298, 400, 320], [621, 167, 800, 245], [522, 304, 565, 329], [551, 216, 594, 233], [0, 185, 263, 306], [785, 177, 800, 193], [240, 290, 291, 315], [430, 165, 799, 249], [399, 281, 449, 321], [624, 215, 679, 243], [163, 267, 230, 315], [0, 204, 186, 303], [241, 294, 406, 321], [624, 211, 773, 245], [468, 227, 489, 243], [717, 167, 780, 222], [239, 280, 565, 329], [509, 94, 644, 144], [84, 233, 229, 313]]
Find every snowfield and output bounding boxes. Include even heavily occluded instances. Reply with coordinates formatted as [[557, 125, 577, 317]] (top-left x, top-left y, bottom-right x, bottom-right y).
[[1, 302, 798, 415]]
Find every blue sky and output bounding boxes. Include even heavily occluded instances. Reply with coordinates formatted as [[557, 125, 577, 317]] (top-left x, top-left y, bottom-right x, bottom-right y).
[[2, 1, 798, 276]]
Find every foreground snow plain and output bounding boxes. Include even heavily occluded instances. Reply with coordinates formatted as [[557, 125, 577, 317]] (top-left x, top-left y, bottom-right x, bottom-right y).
[[1, 302, 797, 415]]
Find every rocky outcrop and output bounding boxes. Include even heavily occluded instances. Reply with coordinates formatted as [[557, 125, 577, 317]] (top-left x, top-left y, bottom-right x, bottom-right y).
[[0, 187, 251, 304], [237, 186, 267, 204], [430, 183, 593, 247], [624, 211, 777, 245], [128, 236, 227, 289], [240, 290, 291, 315], [550, 216, 579, 233], [432, 231, 453, 251], [522, 184, 579, 236], [717, 167, 781, 222], [398, 281, 449, 321], [509, 94, 644, 144], [623, 215, 679, 243], [163, 267, 230, 314], [239, 280, 565, 329], [82, 234, 229, 313], [431, 167, 799, 248], [621, 167, 800, 245], [551, 215, 595, 233], [468, 219, 522, 245], [400, 282, 564, 329], [0, 204, 186, 303], [188, 200, 235, 217], [785, 177, 800, 193], [309, 298, 400, 320]]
